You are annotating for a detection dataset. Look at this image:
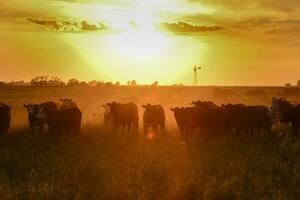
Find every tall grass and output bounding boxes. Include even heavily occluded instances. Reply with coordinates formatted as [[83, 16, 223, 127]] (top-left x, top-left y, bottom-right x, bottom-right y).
[[0, 126, 299, 200]]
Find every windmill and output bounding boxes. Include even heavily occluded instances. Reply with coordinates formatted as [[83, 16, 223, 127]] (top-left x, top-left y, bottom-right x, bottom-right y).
[[193, 65, 201, 86]]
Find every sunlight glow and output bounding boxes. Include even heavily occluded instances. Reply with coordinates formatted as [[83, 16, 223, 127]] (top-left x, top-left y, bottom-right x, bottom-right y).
[[107, 29, 169, 61]]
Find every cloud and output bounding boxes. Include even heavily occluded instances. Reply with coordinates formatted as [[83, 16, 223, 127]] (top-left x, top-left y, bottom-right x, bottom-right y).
[[26, 17, 107, 32], [27, 18, 60, 30], [161, 21, 224, 34]]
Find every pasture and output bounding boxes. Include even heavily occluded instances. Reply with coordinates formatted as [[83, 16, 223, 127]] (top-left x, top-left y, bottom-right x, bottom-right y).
[[0, 85, 300, 199]]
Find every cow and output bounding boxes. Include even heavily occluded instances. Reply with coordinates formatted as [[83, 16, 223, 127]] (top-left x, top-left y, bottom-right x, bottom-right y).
[[271, 97, 294, 129], [60, 98, 77, 110], [192, 101, 225, 134], [106, 102, 139, 134], [271, 97, 300, 134], [170, 107, 200, 139], [24, 101, 58, 131], [281, 104, 300, 135], [142, 104, 165, 136], [36, 106, 82, 135], [0, 103, 11, 134], [244, 105, 272, 136], [102, 104, 113, 126], [221, 104, 272, 137]]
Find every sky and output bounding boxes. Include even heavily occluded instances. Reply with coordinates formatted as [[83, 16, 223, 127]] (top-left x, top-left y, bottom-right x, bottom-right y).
[[0, 0, 300, 85]]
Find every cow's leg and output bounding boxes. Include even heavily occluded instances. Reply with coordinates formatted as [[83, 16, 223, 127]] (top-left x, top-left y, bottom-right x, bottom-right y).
[[144, 125, 148, 137], [250, 127, 254, 137], [153, 125, 158, 134], [30, 123, 35, 132], [121, 124, 126, 133], [161, 123, 165, 132], [258, 125, 261, 136], [39, 124, 43, 133], [292, 123, 297, 137]]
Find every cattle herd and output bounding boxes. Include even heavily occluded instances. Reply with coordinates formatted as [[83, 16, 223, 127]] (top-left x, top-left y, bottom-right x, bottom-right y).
[[0, 97, 300, 139]]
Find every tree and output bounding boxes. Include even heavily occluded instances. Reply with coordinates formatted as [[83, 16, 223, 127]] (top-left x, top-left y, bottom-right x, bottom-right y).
[[79, 81, 88, 86], [151, 81, 159, 87], [48, 77, 65, 86], [68, 78, 80, 86], [31, 76, 48, 86], [130, 80, 137, 86], [104, 82, 113, 86], [30, 76, 65, 86]]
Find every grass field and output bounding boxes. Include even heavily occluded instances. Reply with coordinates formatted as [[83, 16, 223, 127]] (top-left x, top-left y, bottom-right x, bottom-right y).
[[0, 86, 300, 199]]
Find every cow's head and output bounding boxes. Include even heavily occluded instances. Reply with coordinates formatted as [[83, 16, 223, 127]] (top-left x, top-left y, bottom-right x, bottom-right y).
[[191, 101, 201, 106], [102, 104, 111, 112], [170, 107, 180, 112], [24, 104, 39, 116], [0, 105, 11, 118], [36, 107, 48, 121], [106, 102, 119, 113], [142, 104, 152, 110]]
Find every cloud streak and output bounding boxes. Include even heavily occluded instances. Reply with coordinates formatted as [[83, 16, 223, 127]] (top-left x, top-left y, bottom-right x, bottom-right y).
[[26, 17, 107, 32], [161, 21, 224, 34]]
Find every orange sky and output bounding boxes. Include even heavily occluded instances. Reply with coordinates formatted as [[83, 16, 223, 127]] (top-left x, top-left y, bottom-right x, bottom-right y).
[[0, 0, 300, 85]]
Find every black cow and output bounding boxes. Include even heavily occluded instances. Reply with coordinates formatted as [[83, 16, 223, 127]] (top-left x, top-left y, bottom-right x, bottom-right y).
[[171, 107, 200, 139], [192, 100, 225, 134], [107, 102, 139, 134], [36, 107, 82, 135], [281, 105, 300, 135], [222, 104, 271, 136], [142, 104, 165, 135], [24, 101, 58, 131], [0, 103, 11, 134]]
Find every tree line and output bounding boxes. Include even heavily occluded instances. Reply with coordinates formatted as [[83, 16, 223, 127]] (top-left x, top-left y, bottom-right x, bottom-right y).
[[0, 76, 163, 87]]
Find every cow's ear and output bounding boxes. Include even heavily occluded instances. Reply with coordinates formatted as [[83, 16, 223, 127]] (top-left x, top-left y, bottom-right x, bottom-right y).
[[170, 108, 174, 112], [24, 104, 27, 108], [142, 105, 146, 108]]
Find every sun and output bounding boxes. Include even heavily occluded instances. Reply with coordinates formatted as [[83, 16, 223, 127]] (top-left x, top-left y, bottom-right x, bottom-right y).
[[105, 12, 169, 61]]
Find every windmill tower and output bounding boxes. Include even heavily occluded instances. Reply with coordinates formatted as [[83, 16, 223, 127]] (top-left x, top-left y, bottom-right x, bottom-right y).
[[193, 65, 201, 86]]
